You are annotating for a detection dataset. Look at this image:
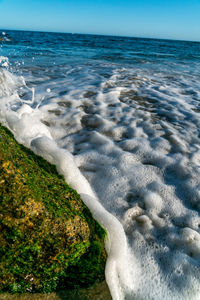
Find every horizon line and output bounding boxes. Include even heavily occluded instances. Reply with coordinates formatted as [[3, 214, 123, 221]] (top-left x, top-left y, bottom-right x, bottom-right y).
[[1, 27, 199, 44]]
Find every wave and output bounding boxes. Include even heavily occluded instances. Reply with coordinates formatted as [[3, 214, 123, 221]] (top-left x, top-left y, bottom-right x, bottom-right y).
[[0, 62, 136, 300], [1, 55, 200, 299]]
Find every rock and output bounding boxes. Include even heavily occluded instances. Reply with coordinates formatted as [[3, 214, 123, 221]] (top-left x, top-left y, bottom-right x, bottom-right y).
[[0, 124, 107, 294]]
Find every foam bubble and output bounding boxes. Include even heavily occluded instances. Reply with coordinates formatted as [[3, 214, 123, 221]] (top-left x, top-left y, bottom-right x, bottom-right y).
[[144, 192, 163, 212]]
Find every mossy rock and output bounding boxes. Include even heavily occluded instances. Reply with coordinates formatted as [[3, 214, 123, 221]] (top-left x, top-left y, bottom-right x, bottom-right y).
[[0, 123, 106, 294]]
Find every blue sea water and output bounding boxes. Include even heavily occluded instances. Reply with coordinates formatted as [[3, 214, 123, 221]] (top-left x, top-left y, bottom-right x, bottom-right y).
[[1, 30, 200, 300]]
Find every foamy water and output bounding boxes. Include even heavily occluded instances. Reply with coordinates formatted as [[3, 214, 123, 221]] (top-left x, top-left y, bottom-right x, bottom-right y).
[[1, 30, 200, 299]]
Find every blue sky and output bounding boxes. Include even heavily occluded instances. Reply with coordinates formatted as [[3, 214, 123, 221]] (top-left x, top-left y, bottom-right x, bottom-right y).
[[0, 0, 199, 41]]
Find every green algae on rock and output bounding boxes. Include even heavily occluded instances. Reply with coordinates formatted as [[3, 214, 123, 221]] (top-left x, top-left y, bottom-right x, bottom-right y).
[[0, 123, 106, 294], [0, 281, 112, 300]]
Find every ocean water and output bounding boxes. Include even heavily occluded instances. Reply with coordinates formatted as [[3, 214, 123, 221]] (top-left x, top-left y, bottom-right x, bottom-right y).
[[1, 30, 200, 300]]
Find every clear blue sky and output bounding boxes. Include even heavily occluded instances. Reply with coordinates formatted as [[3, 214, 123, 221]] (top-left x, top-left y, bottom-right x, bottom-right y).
[[0, 0, 199, 41]]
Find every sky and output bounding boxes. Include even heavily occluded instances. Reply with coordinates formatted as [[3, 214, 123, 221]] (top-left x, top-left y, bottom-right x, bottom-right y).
[[0, 0, 199, 41]]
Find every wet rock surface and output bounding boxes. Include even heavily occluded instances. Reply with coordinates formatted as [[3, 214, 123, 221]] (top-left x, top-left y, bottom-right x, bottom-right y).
[[0, 124, 107, 295]]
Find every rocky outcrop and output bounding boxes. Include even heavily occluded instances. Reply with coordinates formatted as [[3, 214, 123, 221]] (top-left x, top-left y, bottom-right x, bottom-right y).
[[0, 124, 107, 294]]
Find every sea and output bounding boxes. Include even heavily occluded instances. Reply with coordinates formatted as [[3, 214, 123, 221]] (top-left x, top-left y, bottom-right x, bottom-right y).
[[0, 30, 200, 300]]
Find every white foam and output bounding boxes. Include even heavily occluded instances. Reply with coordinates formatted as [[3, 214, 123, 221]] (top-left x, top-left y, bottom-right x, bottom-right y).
[[1, 63, 200, 299], [0, 65, 136, 300]]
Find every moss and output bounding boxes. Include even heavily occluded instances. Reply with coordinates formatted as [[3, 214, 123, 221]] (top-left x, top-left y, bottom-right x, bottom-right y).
[[0, 123, 107, 294], [0, 280, 112, 300]]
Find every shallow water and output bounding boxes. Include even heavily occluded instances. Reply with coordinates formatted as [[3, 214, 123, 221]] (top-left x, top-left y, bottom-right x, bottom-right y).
[[1, 30, 200, 300]]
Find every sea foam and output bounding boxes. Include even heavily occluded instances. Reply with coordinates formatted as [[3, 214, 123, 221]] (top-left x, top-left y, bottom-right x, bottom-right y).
[[0, 62, 136, 300]]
